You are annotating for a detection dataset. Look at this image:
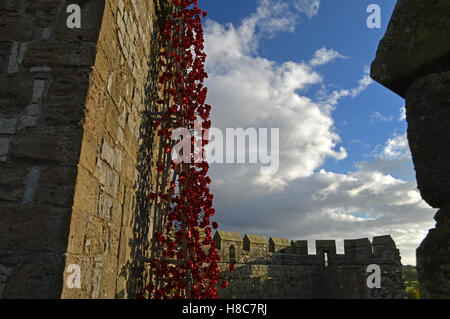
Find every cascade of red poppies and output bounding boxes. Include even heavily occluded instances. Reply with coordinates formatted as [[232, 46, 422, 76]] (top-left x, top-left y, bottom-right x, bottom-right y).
[[145, 0, 228, 299]]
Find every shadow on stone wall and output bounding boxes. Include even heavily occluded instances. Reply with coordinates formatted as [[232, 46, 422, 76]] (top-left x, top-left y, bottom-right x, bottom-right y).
[[117, 27, 162, 297]]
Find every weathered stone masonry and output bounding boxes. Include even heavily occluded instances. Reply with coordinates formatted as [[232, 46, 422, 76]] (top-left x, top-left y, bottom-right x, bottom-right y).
[[215, 231, 405, 299], [371, 0, 450, 299], [0, 0, 158, 298], [1, 0, 445, 299]]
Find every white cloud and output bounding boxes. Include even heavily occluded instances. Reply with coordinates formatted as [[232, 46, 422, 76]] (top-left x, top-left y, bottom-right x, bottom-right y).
[[205, 17, 358, 187], [293, 0, 321, 19], [318, 67, 373, 109], [370, 111, 393, 123], [309, 47, 347, 67], [206, 15, 372, 187], [229, 0, 322, 42], [204, 0, 433, 266], [399, 106, 406, 121], [210, 155, 434, 265], [382, 133, 409, 159], [245, 0, 299, 38]]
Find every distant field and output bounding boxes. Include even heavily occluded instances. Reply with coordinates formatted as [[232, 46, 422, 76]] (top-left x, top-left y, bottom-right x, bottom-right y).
[[403, 265, 420, 299]]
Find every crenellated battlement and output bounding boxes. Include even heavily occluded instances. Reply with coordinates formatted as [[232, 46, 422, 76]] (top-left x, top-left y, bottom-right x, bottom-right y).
[[213, 231, 402, 266], [215, 230, 405, 299]]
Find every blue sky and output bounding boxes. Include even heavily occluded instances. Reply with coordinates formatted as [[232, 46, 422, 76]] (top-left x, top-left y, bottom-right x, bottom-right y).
[[198, 0, 434, 265]]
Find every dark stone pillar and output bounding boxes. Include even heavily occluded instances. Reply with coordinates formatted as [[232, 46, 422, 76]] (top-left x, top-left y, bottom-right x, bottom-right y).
[[371, 0, 450, 298]]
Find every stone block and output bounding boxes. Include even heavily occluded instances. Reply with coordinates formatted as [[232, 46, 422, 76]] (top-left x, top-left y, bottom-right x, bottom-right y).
[[0, 205, 71, 253], [0, 75, 33, 111], [82, 71, 108, 130], [97, 8, 121, 73], [31, 79, 46, 103], [116, 126, 124, 145], [24, 0, 60, 28], [0, 138, 10, 159], [2, 252, 66, 298], [0, 14, 34, 41], [78, 131, 101, 175], [54, 1, 105, 43], [83, 215, 110, 257], [105, 99, 120, 138], [94, 159, 120, 197], [12, 127, 83, 163], [405, 71, 450, 208], [0, 0, 20, 12], [17, 115, 38, 130], [100, 139, 115, 168], [417, 206, 450, 298], [0, 118, 16, 134], [121, 151, 136, 184], [0, 167, 27, 201], [73, 165, 100, 215], [98, 256, 118, 299], [36, 166, 77, 208], [30, 67, 51, 73], [122, 120, 139, 156], [92, 45, 112, 86], [98, 193, 113, 220], [0, 167, 27, 186], [66, 209, 88, 256], [22, 42, 97, 67], [6, 42, 26, 74], [22, 167, 40, 204], [0, 42, 11, 71], [371, 0, 450, 97], [25, 104, 40, 116]]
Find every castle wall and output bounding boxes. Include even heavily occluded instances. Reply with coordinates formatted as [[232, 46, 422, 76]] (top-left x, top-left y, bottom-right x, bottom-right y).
[[217, 234, 405, 299], [0, 0, 105, 298], [371, 0, 450, 299], [0, 0, 158, 299], [60, 0, 157, 299]]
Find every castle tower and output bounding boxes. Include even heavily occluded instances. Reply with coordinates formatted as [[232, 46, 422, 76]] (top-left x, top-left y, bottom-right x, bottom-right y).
[[213, 230, 243, 263], [243, 234, 269, 258]]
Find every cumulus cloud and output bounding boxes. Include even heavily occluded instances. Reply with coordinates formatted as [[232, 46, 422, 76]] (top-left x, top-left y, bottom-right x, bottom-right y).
[[205, 21, 369, 187], [210, 148, 434, 264], [204, 0, 434, 265]]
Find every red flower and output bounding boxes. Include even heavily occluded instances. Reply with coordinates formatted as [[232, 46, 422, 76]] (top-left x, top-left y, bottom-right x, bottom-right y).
[[229, 264, 235, 272], [148, 1, 219, 300], [220, 281, 229, 289], [145, 283, 154, 293]]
